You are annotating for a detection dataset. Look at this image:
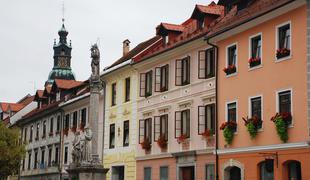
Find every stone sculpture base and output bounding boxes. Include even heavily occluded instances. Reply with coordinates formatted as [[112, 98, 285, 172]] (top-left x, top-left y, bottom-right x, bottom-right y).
[[67, 163, 109, 180]]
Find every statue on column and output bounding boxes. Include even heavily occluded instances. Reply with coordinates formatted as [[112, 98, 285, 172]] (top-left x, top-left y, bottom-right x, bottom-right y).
[[71, 128, 93, 164], [90, 44, 100, 83]]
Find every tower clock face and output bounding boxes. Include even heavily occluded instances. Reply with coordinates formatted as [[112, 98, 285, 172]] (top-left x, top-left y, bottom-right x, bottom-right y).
[[58, 57, 68, 68]]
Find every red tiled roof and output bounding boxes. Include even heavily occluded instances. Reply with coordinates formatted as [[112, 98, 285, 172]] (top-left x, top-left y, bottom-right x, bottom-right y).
[[158, 23, 185, 33], [9, 103, 25, 112], [18, 95, 35, 106], [0, 103, 10, 112], [105, 36, 161, 70], [22, 101, 60, 120], [54, 79, 84, 90], [195, 3, 224, 16]]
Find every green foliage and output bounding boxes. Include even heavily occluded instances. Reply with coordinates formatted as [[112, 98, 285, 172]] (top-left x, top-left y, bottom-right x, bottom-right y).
[[274, 116, 288, 142], [0, 122, 25, 178], [223, 127, 234, 145], [246, 122, 258, 139]]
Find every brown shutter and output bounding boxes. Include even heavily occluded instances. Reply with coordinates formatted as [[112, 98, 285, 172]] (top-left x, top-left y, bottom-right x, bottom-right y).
[[185, 109, 190, 138], [198, 50, 206, 79], [139, 73, 146, 97], [175, 59, 182, 86], [198, 106, 206, 135], [155, 67, 161, 92], [175, 111, 181, 138], [211, 104, 215, 134], [165, 64, 169, 91], [139, 119, 145, 144], [154, 116, 161, 141]]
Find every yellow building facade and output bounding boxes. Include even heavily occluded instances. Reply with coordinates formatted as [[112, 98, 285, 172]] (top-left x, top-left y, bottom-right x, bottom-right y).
[[102, 61, 138, 180]]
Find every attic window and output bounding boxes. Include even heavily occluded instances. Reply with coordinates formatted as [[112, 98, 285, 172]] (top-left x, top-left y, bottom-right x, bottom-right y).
[[163, 36, 169, 46], [197, 19, 205, 29]]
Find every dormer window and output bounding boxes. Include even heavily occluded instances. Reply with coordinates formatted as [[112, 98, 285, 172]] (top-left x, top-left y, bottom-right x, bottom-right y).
[[163, 36, 169, 46], [197, 19, 205, 29]]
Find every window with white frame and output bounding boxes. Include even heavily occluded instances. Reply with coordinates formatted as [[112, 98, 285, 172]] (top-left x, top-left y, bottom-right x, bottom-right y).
[[198, 104, 215, 135], [278, 90, 292, 125], [276, 22, 291, 59], [140, 70, 153, 97], [250, 96, 262, 129], [175, 109, 190, 138], [155, 64, 169, 92], [123, 120, 129, 146], [111, 83, 117, 106], [227, 102, 237, 132], [139, 118, 152, 144], [224, 44, 237, 75], [249, 34, 262, 68], [175, 56, 190, 86], [154, 114, 168, 142], [198, 48, 215, 79], [109, 124, 115, 149]]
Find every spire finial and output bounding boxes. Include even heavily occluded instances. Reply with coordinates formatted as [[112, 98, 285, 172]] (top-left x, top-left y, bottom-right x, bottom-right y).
[[62, 0, 65, 24]]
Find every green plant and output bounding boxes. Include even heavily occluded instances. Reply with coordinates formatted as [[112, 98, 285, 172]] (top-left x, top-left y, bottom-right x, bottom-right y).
[[246, 122, 257, 139], [220, 121, 237, 145], [242, 116, 262, 139], [271, 112, 291, 143]]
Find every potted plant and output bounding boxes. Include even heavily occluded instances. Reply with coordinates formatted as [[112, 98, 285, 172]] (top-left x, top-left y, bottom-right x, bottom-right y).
[[141, 137, 151, 151], [223, 65, 236, 75], [248, 57, 261, 68], [276, 48, 290, 59], [79, 123, 85, 132], [242, 115, 262, 139], [271, 112, 292, 142], [177, 134, 188, 144], [157, 134, 167, 149], [201, 129, 214, 138], [220, 121, 237, 145]]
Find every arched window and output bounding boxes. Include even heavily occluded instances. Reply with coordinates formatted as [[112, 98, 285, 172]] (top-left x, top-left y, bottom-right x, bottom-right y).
[[284, 160, 301, 180], [259, 159, 274, 180], [224, 166, 241, 180]]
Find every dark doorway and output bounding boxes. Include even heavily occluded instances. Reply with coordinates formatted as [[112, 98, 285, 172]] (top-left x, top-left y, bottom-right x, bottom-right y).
[[179, 166, 195, 180], [112, 166, 125, 180], [229, 166, 241, 180]]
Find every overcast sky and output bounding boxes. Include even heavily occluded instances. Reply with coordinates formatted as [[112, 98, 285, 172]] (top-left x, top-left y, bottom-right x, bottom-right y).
[[0, 0, 214, 102]]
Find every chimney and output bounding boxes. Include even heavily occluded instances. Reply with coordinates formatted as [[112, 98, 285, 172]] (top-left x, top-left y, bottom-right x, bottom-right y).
[[123, 39, 130, 56]]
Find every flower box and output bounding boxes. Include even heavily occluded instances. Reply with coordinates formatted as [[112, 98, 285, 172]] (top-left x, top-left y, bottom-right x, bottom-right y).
[[248, 57, 261, 68], [177, 134, 188, 144], [220, 121, 237, 145], [223, 65, 236, 75], [201, 129, 214, 138], [71, 126, 77, 133], [276, 48, 290, 59], [79, 123, 85, 132], [242, 115, 262, 139], [157, 135, 167, 149], [63, 128, 69, 136], [271, 112, 292, 142], [141, 138, 151, 151]]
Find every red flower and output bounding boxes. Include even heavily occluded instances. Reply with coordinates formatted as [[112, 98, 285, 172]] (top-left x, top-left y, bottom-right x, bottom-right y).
[[177, 134, 187, 144]]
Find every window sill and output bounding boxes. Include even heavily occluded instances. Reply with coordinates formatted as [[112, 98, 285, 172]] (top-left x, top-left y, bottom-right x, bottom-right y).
[[248, 64, 263, 71], [225, 72, 237, 78], [275, 55, 292, 63]]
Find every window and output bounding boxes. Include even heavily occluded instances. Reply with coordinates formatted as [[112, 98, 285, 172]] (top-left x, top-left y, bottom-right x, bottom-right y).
[[197, 19, 205, 29], [56, 116, 60, 133], [64, 146, 68, 164], [155, 65, 169, 92], [64, 114, 70, 129], [249, 34, 262, 68], [163, 35, 169, 46], [198, 104, 215, 135], [176, 56, 190, 86], [144, 167, 152, 180], [199, 48, 215, 79], [28, 152, 32, 170], [287, 161, 301, 180], [55, 146, 59, 164], [125, 77, 130, 102], [140, 70, 153, 97], [24, 127, 27, 143], [123, 121, 129, 146], [81, 108, 87, 126], [278, 90, 292, 125], [160, 166, 168, 180], [41, 148, 45, 165], [22, 158, 25, 170], [50, 118, 53, 134], [206, 164, 215, 180], [72, 111, 78, 128], [139, 118, 152, 144], [109, 124, 115, 149], [30, 125, 33, 142], [250, 96, 262, 129], [154, 114, 168, 141], [111, 83, 117, 106], [277, 23, 291, 59], [175, 109, 190, 138], [36, 123, 40, 140], [42, 120, 46, 138], [227, 102, 237, 132], [48, 148, 52, 166], [259, 159, 274, 180], [225, 45, 237, 75], [34, 150, 38, 169]]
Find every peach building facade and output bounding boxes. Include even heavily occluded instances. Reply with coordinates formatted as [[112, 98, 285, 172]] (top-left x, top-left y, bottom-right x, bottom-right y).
[[208, 0, 310, 179]]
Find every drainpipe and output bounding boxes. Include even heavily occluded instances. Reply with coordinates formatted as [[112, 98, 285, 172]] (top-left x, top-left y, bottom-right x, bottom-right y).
[[206, 38, 219, 180], [59, 109, 64, 180]]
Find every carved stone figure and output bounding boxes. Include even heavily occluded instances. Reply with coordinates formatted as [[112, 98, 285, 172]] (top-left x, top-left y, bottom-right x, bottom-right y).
[[71, 128, 93, 164], [90, 44, 100, 78]]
